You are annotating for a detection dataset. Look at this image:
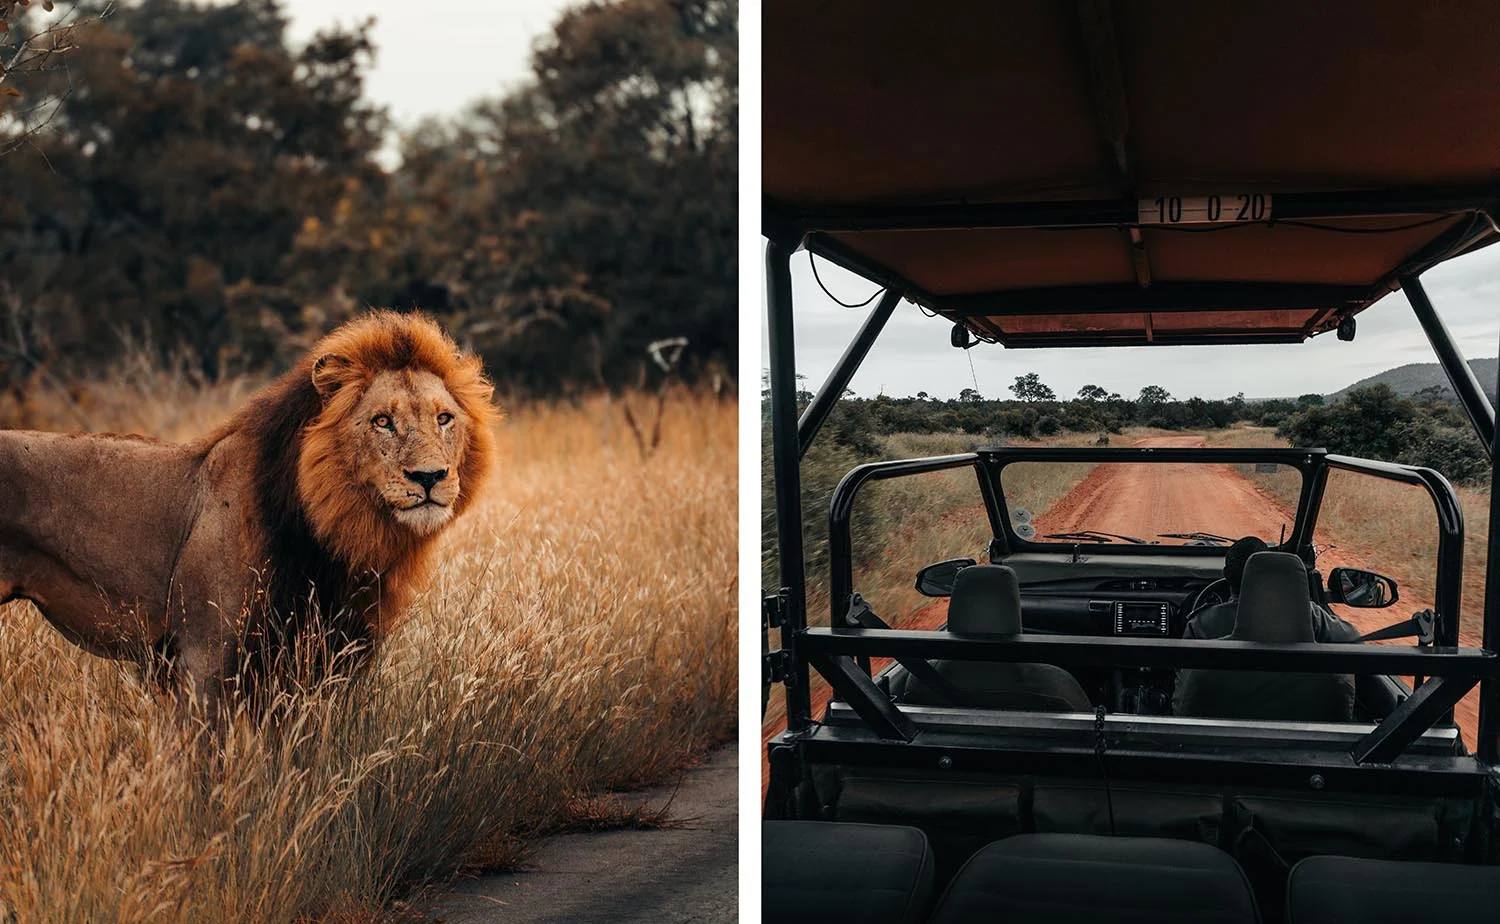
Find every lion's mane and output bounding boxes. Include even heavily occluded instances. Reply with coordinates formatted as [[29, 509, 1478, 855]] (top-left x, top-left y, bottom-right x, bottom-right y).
[[205, 311, 499, 680]]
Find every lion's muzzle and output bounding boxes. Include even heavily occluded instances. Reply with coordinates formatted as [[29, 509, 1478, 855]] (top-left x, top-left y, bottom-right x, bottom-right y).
[[404, 468, 449, 493]]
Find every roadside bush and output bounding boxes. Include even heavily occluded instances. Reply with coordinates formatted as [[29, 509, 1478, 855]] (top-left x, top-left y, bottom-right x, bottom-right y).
[[1279, 385, 1490, 485], [1396, 421, 1490, 485], [1277, 385, 1412, 460]]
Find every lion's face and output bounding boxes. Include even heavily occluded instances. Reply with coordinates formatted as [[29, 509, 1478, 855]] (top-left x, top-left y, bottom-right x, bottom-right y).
[[345, 369, 470, 535], [298, 314, 498, 572]]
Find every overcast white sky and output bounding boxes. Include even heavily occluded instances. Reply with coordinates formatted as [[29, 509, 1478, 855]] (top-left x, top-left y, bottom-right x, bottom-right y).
[[760, 242, 1500, 401], [281, 0, 579, 128]]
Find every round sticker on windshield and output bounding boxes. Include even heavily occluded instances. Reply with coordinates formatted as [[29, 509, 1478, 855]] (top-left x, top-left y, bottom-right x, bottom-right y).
[[1015, 523, 1037, 540], [1013, 508, 1032, 524]]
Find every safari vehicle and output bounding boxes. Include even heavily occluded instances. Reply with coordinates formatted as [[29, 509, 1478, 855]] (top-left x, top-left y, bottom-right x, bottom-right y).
[[761, 3, 1500, 922]]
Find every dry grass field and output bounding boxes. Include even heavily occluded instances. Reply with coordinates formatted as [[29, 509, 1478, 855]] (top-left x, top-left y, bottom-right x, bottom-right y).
[[1209, 425, 1491, 645], [0, 367, 736, 922]]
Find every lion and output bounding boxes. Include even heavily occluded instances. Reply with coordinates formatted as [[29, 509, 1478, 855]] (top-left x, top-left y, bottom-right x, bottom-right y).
[[0, 310, 498, 706]]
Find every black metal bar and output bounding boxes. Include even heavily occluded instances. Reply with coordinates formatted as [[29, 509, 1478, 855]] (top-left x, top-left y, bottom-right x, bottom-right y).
[[809, 654, 916, 742], [988, 446, 1323, 464], [800, 627, 1499, 677], [789, 732, 1488, 799], [798, 289, 901, 458], [982, 456, 1013, 559], [828, 453, 982, 623], [1481, 326, 1500, 765], [767, 237, 811, 730], [941, 282, 1368, 318], [773, 185, 1500, 234], [1296, 457, 1330, 562], [1289, 454, 1324, 556], [974, 459, 1005, 549], [1351, 675, 1478, 764], [984, 446, 1323, 554], [1402, 274, 1497, 458], [995, 332, 1311, 349]]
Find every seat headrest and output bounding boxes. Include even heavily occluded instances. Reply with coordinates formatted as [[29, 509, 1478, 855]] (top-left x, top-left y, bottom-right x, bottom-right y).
[[948, 564, 1022, 635], [1232, 551, 1313, 643]]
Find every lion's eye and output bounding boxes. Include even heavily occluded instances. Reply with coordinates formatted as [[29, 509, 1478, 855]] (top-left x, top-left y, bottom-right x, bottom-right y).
[[372, 414, 394, 431], [437, 412, 454, 426]]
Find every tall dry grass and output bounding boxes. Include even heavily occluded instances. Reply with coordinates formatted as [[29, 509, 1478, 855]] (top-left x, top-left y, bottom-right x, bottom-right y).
[[1208, 424, 1492, 642], [0, 373, 736, 922]]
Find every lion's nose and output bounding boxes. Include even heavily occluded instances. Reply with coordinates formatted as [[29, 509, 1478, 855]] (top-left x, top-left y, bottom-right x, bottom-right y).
[[405, 469, 449, 492]]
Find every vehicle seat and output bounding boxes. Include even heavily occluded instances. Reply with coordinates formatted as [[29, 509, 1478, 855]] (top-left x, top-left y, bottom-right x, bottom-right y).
[[762, 820, 935, 924], [1287, 855, 1500, 922], [1174, 552, 1355, 721], [928, 833, 1260, 923], [897, 564, 1092, 712]]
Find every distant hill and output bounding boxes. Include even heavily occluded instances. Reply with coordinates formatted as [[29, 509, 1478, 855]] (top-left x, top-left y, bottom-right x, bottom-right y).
[[1328, 357, 1498, 403]]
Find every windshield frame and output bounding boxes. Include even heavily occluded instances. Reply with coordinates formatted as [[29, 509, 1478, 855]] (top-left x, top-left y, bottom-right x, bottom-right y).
[[990, 446, 1320, 556]]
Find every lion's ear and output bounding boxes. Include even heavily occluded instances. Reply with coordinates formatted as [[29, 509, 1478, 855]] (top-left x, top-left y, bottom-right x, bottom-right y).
[[311, 353, 354, 401]]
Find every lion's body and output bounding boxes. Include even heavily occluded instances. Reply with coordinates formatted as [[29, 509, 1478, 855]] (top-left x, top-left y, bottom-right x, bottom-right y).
[[0, 312, 497, 701]]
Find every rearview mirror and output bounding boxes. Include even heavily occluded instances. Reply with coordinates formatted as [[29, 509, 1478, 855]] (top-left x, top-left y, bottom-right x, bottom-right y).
[[1326, 567, 1399, 608], [915, 558, 976, 597]]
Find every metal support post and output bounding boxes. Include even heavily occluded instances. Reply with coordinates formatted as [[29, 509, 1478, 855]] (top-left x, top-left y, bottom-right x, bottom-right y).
[[767, 238, 812, 730]]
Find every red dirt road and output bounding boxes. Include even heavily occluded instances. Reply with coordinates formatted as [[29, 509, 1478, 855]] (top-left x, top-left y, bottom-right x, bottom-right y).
[[1039, 435, 1288, 540], [762, 436, 1475, 796]]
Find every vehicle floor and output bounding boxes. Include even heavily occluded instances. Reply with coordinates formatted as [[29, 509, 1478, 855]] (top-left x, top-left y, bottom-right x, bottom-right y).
[[426, 742, 737, 923], [762, 435, 1475, 797]]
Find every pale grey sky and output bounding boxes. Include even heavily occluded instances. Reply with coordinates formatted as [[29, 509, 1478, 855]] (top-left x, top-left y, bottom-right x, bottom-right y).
[[282, 0, 579, 128], [761, 242, 1500, 401]]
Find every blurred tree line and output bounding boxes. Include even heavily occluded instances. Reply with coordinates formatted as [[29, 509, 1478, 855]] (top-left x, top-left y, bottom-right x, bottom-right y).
[[0, 0, 736, 396], [767, 374, 1490, 486], [797, 382, 1254, 451]]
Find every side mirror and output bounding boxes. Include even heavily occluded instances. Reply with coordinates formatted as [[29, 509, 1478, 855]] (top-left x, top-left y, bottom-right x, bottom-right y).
[[1327, 567, 1399, 608], [915, 558, 977, 597]]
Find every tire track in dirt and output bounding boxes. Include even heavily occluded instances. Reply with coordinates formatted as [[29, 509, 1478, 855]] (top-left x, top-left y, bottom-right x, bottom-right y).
[[763, 435, 1474, 799]]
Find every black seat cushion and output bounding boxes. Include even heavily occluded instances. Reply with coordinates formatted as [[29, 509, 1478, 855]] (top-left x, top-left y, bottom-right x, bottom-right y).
[[928, 833, 1260, 924], [947, 564, 1024, 635], [901, 564, 1093, 712], [1176, 552, 1355, 721], [762, 821, 935, 924], [902, 660, 1093, 712], [1287, 855, 1500, 921]]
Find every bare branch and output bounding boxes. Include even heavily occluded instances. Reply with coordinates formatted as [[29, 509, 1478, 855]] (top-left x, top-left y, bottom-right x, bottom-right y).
[[0, 1, 112, 157]]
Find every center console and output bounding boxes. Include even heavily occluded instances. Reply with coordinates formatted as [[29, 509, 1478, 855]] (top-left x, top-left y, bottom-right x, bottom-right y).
[[1111, 600, 1171, 636], [1109, 600, 1175, 713]]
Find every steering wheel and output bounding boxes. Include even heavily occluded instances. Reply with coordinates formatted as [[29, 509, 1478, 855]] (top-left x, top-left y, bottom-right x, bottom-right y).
[[1186, 578, 1232, 618]]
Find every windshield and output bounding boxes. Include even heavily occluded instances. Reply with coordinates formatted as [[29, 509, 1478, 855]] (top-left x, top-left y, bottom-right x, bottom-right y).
[[999, 459, 1300, 547]]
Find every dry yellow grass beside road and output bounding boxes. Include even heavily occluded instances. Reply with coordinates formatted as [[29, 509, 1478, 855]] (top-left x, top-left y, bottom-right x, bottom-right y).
[[0, 375, 736, 923]]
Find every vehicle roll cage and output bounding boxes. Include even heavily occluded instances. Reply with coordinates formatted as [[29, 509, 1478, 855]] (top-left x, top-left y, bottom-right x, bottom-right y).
[[828, 448, 1467, 644], [763, 187, 1500, 772]]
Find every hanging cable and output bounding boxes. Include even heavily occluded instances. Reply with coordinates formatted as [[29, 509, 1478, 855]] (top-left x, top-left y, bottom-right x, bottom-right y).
[[809, 252, 885, 308]]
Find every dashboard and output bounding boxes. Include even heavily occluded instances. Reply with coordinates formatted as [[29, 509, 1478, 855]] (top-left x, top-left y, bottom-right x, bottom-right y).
[[998, 551, 1227, 638]]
